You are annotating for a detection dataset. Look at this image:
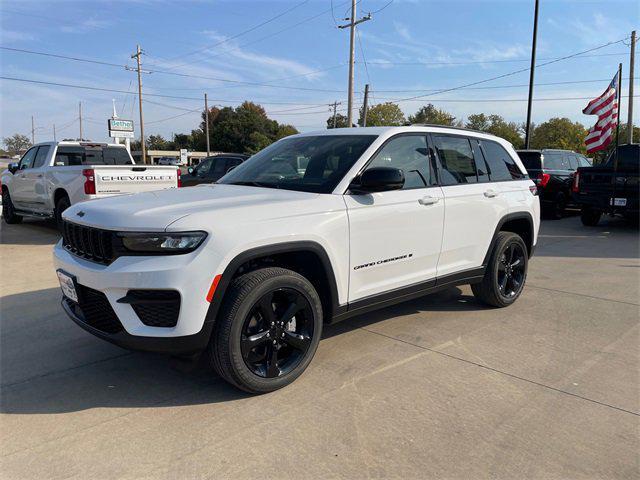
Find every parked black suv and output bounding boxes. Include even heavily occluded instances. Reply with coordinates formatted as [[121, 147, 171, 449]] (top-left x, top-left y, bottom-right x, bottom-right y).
[[181, 154, 249, 187], [516, 149, 591, 219]]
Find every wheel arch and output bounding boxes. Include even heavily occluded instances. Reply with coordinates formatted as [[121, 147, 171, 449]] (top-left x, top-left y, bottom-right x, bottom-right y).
[[204, 241, 342, 328], [53, 187, 70, 206], [483, 212, 535, 265]]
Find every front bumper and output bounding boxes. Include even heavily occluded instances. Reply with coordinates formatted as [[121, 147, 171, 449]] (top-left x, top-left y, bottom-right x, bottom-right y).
[[53, 239, 220, 354]]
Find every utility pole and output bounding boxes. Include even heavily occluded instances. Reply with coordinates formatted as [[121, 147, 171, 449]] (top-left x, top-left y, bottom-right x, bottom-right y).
[[339, 1, 371, 127], [204, 93, 210, 156], [79, 101, 83, 140], [53, 124, 56, 142], [524, 0, 539, 149], [329, 101, 341, 128], [362, 84, 370, 127], [131, 45, 146, 163], [628, 30, 636, 144], [31, 116, 35, 143]]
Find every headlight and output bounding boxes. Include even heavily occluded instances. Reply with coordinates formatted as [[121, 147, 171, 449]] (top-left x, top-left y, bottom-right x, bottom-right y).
[[117, 231, 207, 254]]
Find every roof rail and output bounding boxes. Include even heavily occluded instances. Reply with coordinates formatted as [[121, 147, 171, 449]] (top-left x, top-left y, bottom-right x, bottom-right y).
[[404, 123, 497, 137]]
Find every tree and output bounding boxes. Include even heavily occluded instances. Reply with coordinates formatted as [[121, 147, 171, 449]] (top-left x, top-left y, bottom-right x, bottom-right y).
[[408, 104, 461, 126], [359, 102, 405, 127], [194, 101, 298, 153], [530, 117, 588, 153], [147, 134, 169, 150], [3, 134, 31, 154], [326, 113, 349, 129], [466, 113, 523, 148]]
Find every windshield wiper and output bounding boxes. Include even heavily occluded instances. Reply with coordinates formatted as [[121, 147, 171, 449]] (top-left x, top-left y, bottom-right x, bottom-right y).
[[226, 181, 279, 189]]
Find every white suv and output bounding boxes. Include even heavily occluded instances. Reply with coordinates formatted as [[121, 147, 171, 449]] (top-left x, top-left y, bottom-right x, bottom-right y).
[[53, 126, 540, 393]]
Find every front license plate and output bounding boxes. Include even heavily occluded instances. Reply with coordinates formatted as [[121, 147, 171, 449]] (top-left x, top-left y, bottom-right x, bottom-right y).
[[612, 198, 627, 207], [57, 270, 78, 303]]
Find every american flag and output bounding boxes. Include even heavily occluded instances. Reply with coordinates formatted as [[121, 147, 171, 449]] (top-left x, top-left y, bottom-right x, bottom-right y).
[[583, 71, 619, 153]]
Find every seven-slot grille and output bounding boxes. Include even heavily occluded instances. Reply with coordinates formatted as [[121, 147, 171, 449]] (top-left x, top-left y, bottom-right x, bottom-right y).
[[62, 221, 115, 264]]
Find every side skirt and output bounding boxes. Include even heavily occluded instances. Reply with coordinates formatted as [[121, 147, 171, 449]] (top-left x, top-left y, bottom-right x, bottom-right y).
[[330, 267, 485, 324]]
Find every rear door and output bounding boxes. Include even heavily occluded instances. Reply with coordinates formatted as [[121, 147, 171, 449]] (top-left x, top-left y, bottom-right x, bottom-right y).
[[432, 134, 505, 277]]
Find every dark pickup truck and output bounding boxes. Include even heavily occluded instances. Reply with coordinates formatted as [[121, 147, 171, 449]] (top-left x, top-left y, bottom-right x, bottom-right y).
[[572, 144, 639, 226]]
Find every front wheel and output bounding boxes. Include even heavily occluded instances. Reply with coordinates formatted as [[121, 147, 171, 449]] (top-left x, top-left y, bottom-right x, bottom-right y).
[[2, 188, 23, 224], [209, 267, 323, 393], [472, 232, 528, 308]]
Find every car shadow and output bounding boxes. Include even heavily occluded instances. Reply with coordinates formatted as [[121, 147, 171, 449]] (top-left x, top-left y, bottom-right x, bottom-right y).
[[0, 285, 480, 414], [0, 219, 60, 246]]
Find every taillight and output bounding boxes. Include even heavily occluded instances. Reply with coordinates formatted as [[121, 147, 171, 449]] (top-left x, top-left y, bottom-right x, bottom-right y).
[[82, 169, 96, 194], [537, 172, 550, 188], [177, 168, 182, 188], [572, 171, 580, 193]]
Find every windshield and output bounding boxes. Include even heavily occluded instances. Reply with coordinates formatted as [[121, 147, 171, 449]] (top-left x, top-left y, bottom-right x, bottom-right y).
[[218, 135, 377, 193], [54, 146, 133, 166]]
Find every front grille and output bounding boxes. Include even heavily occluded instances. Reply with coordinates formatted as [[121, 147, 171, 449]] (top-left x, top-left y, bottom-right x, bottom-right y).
[[65, 284, 123, 334], [62, 221, 115, 265], [126, 290, 181, 328]]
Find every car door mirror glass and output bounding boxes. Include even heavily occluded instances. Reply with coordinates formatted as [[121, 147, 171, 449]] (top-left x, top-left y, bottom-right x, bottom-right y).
[[8, 162, 19, 174], [188, 167, 195, 175], [351, 167, 405, 193]]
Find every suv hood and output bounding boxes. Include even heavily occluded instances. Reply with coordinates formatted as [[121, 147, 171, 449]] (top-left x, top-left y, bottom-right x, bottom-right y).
[[62, 184, 325, 231]]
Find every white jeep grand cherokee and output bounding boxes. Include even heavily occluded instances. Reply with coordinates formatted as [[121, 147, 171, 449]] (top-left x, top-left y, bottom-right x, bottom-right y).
[[53, 126, 540, 393]]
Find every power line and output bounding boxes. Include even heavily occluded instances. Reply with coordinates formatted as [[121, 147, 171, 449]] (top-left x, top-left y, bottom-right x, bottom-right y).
[[146, 108, 202, 125], [160, 0, 311, 65], [388, 38, 630, 103]]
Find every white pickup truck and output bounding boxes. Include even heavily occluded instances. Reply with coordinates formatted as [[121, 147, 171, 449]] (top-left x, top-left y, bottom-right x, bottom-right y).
[[1, 141, 180, 228]]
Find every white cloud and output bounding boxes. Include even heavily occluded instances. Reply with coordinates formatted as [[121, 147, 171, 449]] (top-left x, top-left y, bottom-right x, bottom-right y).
[[393, 21, 412, 42], [1, 30, 37, 43], [61, 18, 111, 34]]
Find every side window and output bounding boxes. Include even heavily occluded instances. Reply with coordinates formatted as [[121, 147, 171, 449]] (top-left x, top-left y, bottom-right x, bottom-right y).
[[19, 147, 38, 170], [566, 154, 579, 171], [195, 158, 213, 176], [224, 158, 243, 174], [32, 146, 51, 168], [480, 140, 525, 181], [366, 135, 431, 189], [211, 157, 228, 176], [433, 135, 477, 185], [578, 155, 591, 167]]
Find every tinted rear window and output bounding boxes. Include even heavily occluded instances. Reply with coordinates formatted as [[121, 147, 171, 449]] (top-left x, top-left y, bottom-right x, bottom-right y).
[[542, 152, 568, 170], [517, 152, 542, 171], [54, 146, 133, 166]]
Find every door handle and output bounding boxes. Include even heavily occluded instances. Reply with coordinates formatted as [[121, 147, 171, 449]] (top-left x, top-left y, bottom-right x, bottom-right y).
[[36, 174, 43, 178], [418, 196, 440, 206], [484, 189, 499, 198]]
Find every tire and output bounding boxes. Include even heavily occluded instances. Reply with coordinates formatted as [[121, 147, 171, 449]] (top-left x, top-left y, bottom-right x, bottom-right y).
[[55, 195, 71, 231], [2, 188, 22, 224], [472, 232, 528, 308], [209, 267, 323, 394], [580, 206, 601, 226]]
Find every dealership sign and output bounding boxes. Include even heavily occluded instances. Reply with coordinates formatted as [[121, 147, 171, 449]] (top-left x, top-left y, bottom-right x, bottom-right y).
[[108, 119, 135, 138]]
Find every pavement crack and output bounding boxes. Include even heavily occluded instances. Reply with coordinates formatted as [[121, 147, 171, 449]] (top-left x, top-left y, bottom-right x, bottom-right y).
[[528, 284, 640, 307], [359, 327, 640, 417]]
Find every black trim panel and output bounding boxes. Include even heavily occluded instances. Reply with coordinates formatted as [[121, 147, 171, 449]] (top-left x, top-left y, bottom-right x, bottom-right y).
[[482, 212, 535, 264]]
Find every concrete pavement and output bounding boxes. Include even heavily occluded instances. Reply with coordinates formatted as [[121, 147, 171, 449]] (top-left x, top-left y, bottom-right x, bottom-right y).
[[1, 215, 638, 479]]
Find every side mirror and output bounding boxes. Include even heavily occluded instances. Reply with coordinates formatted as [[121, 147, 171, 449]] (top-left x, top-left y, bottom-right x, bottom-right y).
[[188, 167, 195, 176], [8, 162, 19, 174], [350, 167, 405, 193]]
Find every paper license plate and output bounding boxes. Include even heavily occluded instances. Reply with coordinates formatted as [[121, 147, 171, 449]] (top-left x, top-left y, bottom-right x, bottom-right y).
[[612, 198, 627, 207], [57, 270, 78, 303]]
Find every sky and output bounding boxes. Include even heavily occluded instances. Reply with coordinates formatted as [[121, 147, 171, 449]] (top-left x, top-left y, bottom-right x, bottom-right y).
[[1, 0, 638, 144]]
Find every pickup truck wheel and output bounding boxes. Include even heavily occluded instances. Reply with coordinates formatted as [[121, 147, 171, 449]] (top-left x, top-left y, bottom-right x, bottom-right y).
[[580, 206, 601, 226], [55, 195, 71, 231], [2, 189, 22, 224], [550, 193, 566, 220], [210, 267, 323, 393], [472, 232, 528, 308]]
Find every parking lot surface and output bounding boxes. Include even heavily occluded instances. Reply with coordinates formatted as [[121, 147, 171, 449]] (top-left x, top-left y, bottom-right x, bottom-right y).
[[1, 215, 638, 479]]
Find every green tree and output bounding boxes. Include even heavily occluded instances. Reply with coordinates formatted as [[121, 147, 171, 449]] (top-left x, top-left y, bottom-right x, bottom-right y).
[[360, 102, 405, 127], [147, 134, 169, 150], [466, 113, 523, 148], [3, 133, 31, 154], [408, 104, 460, 126], [326, 113, 349, 129], [530, 117, 588, 153], [276, 124, 298, 140]]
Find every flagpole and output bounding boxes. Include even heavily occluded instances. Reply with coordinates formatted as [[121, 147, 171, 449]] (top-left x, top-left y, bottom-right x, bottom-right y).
[[612, 63, 622, 205]]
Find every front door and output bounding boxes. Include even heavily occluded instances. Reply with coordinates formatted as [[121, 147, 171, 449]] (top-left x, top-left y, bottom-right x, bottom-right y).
[[10, 146, 38, 209], [344, 134, 445, 302]]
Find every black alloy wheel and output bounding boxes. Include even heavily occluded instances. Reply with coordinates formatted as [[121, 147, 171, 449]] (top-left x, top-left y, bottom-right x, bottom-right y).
[[2, 189, 22, 224], [241, 288, 314, 378], [496, 242, 526, 299]]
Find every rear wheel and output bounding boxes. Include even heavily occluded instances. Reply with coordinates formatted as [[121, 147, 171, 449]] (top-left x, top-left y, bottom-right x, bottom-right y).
[[210, 267, 323, 393], [2, 188, 22, 224], [580, 206, 601, 226], [55, 195, 70, 231], [472, 232, 528, 308]]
